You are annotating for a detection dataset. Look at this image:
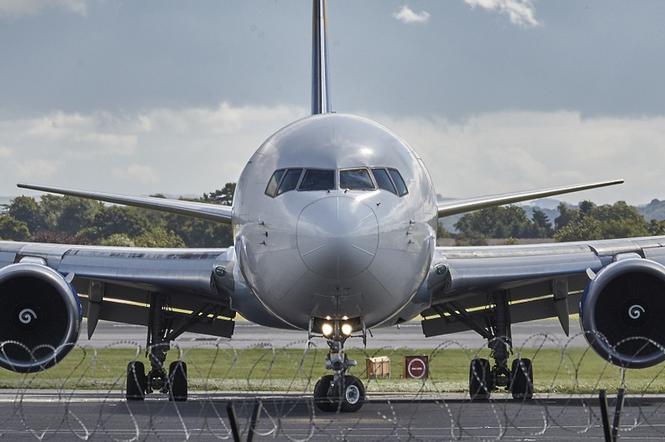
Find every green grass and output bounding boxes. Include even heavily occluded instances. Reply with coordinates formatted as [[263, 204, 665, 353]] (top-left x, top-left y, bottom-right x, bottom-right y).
[[2, 346, 665, 394]]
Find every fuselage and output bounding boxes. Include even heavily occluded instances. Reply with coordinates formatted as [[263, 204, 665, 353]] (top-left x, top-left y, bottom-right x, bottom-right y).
[[232, 113, 438, 330]]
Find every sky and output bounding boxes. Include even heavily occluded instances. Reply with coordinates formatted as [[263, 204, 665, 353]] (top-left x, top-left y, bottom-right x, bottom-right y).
[[0, 0, 664, 204]]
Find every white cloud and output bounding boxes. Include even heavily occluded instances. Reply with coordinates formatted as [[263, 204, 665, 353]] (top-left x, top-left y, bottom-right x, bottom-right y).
[[0, 102, 305, 197], [2, 104, 665, 205], [0, 0, 87, 18], [374, 111, 665, 205], [15, 159, 60, 180], [392, 5, 431, 24], [0, 146, 10, 158], [113, 164, 159, 185], [464, 0, 540, 27]]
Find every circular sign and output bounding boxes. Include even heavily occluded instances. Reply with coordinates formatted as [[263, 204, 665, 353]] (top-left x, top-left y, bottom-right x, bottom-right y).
[[407, 357, 427, 379]]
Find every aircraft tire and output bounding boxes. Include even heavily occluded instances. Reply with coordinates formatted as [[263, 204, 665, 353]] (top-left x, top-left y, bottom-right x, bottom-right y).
[[469, 358, 492, 401], [510, 358, 533, 400], [340, 375, 365, 413], [126, 361, 146, 401], [314, 375, 338, 412], [168, 360, 188, 402]]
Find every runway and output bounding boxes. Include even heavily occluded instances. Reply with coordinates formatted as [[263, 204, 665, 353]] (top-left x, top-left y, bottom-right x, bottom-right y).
[[84, 318, 588, 349], [1, 390, 663, 440]]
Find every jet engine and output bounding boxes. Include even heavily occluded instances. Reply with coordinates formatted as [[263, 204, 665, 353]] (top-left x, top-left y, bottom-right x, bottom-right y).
[[580, 258, 665, 368], [0, 263, 81, 373]]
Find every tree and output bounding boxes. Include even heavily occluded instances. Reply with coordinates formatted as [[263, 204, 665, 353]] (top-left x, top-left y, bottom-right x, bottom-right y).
[[554, 201, 649, 242], [56, 197, 103, 235], [648, 219, 665, 236], [134, 228, 186, 248], [455, 205, 534, 240], [202, 183, 236, 206], [0, 216, 30, 241], [94, 206, 151, 239], [530, 207, 553, 238], [8, 196, 47, 233], [100, 234, 135, 247], [554, 217, 603, 242], [554, 203, 578, 231]]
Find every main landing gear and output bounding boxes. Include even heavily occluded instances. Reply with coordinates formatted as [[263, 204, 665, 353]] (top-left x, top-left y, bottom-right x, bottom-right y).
[[428, 291, 534, 401], [311, 319, 366, 412], [467, 291, 533, 401], [125, 294, 189, 401], [124, 293, 233, 402]]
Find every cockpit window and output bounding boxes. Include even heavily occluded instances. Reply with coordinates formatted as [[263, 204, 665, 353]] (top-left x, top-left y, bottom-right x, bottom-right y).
[[371, 168, 397, 195], [265, 169, 286, 197], [277, 168, 303, 195], [340, 169, 375, 191], [299, 169, 335, 191], [388, 168, 408, 196]]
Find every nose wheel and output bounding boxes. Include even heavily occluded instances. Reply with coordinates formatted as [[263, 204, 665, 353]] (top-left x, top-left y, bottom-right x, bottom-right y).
[[314, 374, 366, 412], [311, 318, 366, 413]]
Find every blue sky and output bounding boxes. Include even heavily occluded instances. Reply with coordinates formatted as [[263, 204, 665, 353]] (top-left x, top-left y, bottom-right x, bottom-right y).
[[1, 0, 664, 204]]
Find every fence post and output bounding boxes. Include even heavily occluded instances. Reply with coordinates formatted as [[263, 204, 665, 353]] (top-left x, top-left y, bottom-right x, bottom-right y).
[[226, 402, 241, 442], [598, 389, 612, 442], [247, 399, 261, 442]]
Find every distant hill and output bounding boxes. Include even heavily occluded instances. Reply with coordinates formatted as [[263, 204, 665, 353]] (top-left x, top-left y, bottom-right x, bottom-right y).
[[638, 199, 665, 221]]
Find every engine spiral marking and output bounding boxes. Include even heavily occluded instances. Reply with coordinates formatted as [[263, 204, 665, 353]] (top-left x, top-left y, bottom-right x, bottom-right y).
[[18, 308, 37, 325], [628, 304, 645, 320]]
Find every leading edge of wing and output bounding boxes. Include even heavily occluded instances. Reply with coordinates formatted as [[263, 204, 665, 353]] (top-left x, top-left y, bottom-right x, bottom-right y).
[[17, 183, 232, 224], [437, 179, 623, 218]]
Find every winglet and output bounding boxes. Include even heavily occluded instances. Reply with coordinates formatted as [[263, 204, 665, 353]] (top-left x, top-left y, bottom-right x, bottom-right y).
[[437, 179, 623, 218]]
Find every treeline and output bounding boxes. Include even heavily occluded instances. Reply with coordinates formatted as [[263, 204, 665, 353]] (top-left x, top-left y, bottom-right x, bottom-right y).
[[2, 186, 665, 247], [0, 183, 235, 248], [451, 201, 665, 245]]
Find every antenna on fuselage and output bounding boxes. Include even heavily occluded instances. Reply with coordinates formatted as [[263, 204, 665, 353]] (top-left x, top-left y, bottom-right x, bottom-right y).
[[312, 0, 331, 115]]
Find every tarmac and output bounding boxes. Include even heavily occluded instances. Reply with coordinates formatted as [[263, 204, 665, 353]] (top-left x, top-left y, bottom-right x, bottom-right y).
[[84, 318, 589, 349], [1, 390, 664, 440], [3, 321, 646, 440]]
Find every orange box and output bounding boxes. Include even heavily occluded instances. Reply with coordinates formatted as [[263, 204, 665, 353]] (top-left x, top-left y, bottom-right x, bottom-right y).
[[366, 356, 391, 379]]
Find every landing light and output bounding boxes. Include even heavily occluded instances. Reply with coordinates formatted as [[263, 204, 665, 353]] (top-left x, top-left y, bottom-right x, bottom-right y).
[[341, 323, 353, 336], [321, 322, 333, 336]]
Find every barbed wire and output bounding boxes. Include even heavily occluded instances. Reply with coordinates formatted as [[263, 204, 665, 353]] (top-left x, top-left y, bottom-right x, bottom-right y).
[[1, 333, 665, 440]]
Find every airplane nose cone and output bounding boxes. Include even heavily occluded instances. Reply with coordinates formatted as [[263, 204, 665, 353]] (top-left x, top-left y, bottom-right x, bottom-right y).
[[297, 196, 379, 279]]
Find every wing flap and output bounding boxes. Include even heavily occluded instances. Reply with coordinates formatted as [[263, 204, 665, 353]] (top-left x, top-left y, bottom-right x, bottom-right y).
[[79, 294, 234, 339], [437, 179, 623, 218], [17, 183, 232, 224]]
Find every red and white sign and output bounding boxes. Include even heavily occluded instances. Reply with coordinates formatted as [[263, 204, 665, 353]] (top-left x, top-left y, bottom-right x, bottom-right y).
[[404, 356, 429, 379]]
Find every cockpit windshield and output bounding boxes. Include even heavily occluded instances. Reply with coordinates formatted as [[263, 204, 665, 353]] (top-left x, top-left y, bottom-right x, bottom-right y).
[[299, 169, 335, 191], [265, 167, 408, 197], [277, 168, 303, 195], [339, 169, 375, 191]]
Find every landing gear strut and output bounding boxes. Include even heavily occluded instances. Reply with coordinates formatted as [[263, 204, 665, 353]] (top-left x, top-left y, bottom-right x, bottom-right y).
[[312, 319, 366, 412], [468, 291, 533, 401], [126, 294, 189, 401]]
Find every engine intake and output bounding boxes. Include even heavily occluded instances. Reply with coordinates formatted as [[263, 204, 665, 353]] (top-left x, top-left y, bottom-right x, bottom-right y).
[[580, 258, 665, 368], [0, 263, 81, 373]]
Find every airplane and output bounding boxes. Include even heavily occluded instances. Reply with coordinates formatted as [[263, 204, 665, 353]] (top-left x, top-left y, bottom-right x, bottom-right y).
[[1, 0, 664, 412]]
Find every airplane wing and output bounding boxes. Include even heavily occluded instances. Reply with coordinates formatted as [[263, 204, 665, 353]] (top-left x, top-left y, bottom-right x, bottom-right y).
[[421, 236, 665, 338], [17, 183, 233, 224], [0, 241, 236, 339], [437, 179, 623, 218]]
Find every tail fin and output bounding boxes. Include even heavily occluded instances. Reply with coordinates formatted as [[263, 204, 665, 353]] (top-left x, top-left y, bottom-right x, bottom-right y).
[[311, 0, 331, 114]]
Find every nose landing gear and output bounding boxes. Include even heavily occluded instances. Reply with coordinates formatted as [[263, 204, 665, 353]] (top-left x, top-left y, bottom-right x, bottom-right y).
[[311, 318, 366, 412]]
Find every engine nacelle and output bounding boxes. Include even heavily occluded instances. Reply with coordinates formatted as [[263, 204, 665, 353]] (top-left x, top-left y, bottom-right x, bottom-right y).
[[580, 258, 665, 368], [0, 263, 81, 373]]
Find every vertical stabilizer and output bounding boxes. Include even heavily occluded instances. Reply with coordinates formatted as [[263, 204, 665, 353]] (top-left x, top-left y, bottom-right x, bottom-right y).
[[312, 0, 331, 114]]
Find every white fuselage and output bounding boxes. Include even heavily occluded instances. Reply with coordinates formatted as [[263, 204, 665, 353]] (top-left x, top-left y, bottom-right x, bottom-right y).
[[232, 114, 438, 330]]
